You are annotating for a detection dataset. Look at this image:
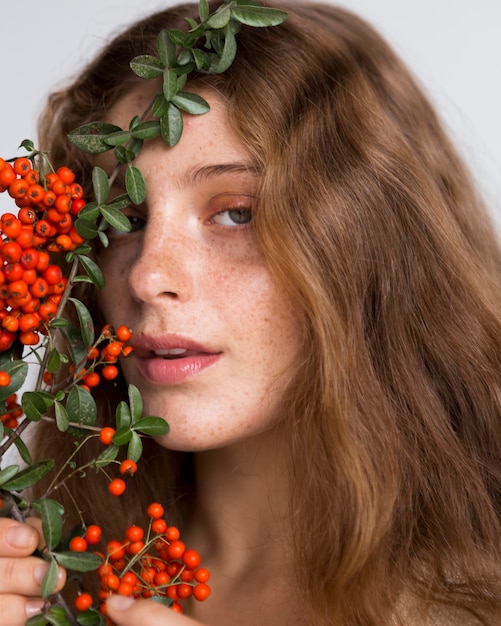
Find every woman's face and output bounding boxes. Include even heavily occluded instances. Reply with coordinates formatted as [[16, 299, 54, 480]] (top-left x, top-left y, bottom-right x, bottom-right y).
[[97, 87, 300, 451]]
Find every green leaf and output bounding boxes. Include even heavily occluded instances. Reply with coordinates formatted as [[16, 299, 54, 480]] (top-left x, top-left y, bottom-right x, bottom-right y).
[[22, 391, 54, 422], [13, 435, 32, 464], [115, 401, 131, 430], [60, 324, 87, 367], [231, 4, 288, 26], [206, 2, 232, 28], [107, 193, 131, 212], [98, 231, 109, 248], [131, 120, 161, 141], [77, 255, 105, 290], [157, 29, 176, 67], [92, 167, 109, 205], [168, 29, 189, 47], [40, 556, 60, 599], [95, 443, 119, 466], [160, 103, 183, 147], [76, 609, 103, 626], [171, 91, 211, 115], [67, 385, 97, 428], [130, 54, 165, 79], [69, 298, 94, 347], [32, 498, 64, 552], [152, 93, 169, 118], [198, 0, 210, 22], [163, 68, 179, 101], [103, 130, 132, 147], [128, 384, 143, 423], [100, 206, 131, 234], [112, 426, 132, 446], [68, 122, 121, 154], [2, 459, 54, 491], [127, 430, 143, 462], [49, 318, 69, 329], [0, 464, 20, 487], [25, 614, 50, 626], [75, 218, 99, 239], [192, 48, 210, 70], [54, 550, 102, 572], [46, 348, 61, 374], [125, 166, 147, 205], [0, 360, 28, 402], [210, 29, 237, 74], [46, 605, 73, 626], [134, 416, 170, 437], [54, 401, 70, 432], [77, 202, 100, 222]]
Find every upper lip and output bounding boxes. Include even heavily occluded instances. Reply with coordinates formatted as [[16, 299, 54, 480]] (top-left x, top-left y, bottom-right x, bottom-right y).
[[130, 333, 221, 358]]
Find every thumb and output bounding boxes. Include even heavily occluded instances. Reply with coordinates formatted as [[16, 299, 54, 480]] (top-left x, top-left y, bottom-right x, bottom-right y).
[[106, 595, 206, 625]]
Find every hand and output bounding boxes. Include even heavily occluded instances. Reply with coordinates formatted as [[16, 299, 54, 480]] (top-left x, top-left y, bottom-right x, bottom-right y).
[[106, 595, 207, 626], [0, 517, 66, 626]]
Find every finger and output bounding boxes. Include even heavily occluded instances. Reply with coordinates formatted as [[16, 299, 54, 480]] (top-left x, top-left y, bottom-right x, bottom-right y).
[[0, 594, 45, 626], [0, 555, 66, 595], [0, 519, 39, 557], [106, 596, 206, 625]]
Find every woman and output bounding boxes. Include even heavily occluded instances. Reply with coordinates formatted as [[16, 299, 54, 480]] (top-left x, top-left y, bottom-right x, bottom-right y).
[[0, 2, 500, 624]]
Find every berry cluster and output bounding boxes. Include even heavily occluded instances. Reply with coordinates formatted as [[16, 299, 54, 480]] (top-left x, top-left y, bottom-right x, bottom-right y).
[[0, 157, 86, 351], [70, 502, 211, 617], [60, 324, 134, 393]]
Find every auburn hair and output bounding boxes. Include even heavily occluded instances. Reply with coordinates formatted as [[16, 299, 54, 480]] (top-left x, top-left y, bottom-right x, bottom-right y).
[[35, 2, 501, 623]]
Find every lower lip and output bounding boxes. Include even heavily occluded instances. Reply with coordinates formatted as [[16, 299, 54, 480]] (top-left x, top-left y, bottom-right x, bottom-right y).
[[135, 353, 222, 385]]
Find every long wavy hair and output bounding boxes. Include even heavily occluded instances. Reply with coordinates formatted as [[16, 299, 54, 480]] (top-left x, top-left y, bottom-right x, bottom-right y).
[[34, 2, 501, 623]]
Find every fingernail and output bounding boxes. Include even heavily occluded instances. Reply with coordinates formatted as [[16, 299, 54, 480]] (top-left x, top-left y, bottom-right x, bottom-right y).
[[34, 563, 65, 585], [107, 594, 135, 611], [25, 599, 45, 618], [5, 523, 36, 548]]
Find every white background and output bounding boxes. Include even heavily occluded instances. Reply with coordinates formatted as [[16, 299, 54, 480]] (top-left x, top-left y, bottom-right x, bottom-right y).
[[0, 0, 500, 231]]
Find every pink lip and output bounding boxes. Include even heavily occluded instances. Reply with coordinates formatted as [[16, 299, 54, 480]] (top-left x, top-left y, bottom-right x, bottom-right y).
[[130, 334, 222, 386]]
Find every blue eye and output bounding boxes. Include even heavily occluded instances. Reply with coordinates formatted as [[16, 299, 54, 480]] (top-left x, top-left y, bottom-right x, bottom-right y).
[[213, 208, 253, 226]]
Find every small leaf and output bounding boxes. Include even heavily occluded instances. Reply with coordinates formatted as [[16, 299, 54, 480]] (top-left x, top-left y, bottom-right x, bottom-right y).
[[130, 54, 165, 79], [0, 464, 20, 487], [112, 426, 133, 446], [67, 385, 97, 428], [127, 431, 143, 462], [157, 29, 176, 67], [92, 167, 109, 205], [25, 614, 49, 626], [13, 435, 32, 464], [95, 443, 119, 466], [54, 401, 70, 432], [69, 298, 94, 347], [198, 0, 210, 22], [134, 416, 170, 437], [171, 91, 211, 115], [125, 166, 146, 205], [2, 459, 54, 491], [60, 324, 87, 366], [77, 255, 105, 290], [77, 202, 100, 222], [49, 318, 69, 329], [107, 193, 132, 212], [103, 130, 132, 147], [41, 556, 60, 599], [163, 68, 179, 101], [68, 122, 121, 154], [160, 103, 183, 147], [206, 2, 232, 28], [22, 391, 54, 422], [46, 348, 61, 373], [192, 48, 210, 70], [54, 550, 102, 572], [131, 120, 161, 141], [128, 384, 143, 423], [152, 93, 169, 118], [100, 206, 131, 234], [75, 218, 99, 239], [32, 498, 64, 552], [168, 29, 189, 47], [210, 29, 237, 74], [76, 609, 103, 626], [231, 5, 289, 26], [115, 401, 131, 430]]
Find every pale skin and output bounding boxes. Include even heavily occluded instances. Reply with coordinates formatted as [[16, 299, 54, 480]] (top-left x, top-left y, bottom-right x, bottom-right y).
[[0, 88, 303, 625]]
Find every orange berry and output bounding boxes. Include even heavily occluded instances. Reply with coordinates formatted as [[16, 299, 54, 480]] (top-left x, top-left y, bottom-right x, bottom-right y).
[[99, 427, 115, 445]]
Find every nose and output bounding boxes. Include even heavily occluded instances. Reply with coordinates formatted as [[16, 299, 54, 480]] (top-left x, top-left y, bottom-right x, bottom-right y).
[[127, 214, 195, 304]]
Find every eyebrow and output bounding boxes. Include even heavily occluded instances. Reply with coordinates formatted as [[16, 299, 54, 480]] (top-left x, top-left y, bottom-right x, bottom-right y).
[[183, 162, 261, 186]]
